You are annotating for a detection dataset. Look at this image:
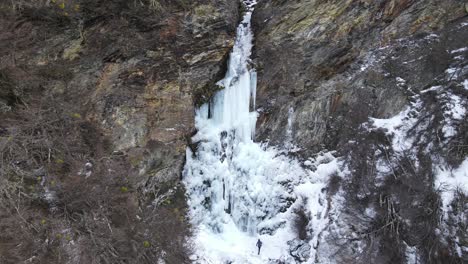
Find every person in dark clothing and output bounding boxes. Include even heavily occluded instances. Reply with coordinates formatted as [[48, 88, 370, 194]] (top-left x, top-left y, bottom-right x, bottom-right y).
[[256, 239, 263, 255]]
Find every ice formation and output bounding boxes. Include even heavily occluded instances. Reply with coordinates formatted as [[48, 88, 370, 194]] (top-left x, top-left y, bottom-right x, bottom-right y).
[[183, 1, 342, 263]]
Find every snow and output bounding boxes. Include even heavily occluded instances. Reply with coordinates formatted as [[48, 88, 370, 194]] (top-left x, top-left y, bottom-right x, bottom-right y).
[[183, 1, 343, 262], [420, 85, 441, 93], [365, 207, 377, 218], [370, 68, 466, 148], [396, 77, 406, 83], [446, 68, 460, 79], [435, 158, 468, 217], [359, 53, 379, 72], [367, 60, 468, 257], [360, 61, 371, 72], [450, 47, 467, 54], [185, 139, 343, 263], [405, 242, 418, 264], [424, 34, 439, 40], [192, 224, 292, 263], [370, 99, 421, 153], [439, 92, 466, 138]]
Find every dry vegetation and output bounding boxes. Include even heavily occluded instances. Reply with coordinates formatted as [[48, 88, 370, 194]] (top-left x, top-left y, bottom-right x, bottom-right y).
[[0, 68, 192, 263], [339, 98, 467, 263], [0, 2, 192, 259]]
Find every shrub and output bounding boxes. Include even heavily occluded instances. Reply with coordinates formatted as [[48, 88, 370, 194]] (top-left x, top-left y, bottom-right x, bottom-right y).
[[143, 240, 151, 248]]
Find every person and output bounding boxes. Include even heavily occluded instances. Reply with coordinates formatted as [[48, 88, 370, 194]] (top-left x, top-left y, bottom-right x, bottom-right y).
[[256, 239, 262, 255]]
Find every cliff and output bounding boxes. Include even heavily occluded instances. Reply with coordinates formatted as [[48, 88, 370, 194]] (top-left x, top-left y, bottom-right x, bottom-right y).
[[1, 0, 467, 263], [253, 0, 467, 263], [0, 0, 238, 263]]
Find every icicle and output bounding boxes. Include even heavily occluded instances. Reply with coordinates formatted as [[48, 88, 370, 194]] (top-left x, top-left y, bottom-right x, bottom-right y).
[[250, 70, 257, 110], [285, 106, 295, 149]]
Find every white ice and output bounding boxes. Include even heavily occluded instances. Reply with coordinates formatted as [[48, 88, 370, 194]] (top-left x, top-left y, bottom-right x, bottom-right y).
[[183, 1, 342, 262]]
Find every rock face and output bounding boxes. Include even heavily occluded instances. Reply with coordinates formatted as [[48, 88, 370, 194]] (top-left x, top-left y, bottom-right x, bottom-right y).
[[0, 0, 238, 263], [253, 0, 464, 150], [253, 0, 467, 263], [1, 0, 467, 263]]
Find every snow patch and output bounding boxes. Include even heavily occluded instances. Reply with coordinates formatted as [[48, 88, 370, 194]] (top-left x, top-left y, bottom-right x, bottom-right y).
[[435, 158, 468, 218], [439, 92, 466, 138], [370, 99, 422, 154], [405, 242, 419, 264], [450, 47, 467, 54], [424, 34, 439, 40]]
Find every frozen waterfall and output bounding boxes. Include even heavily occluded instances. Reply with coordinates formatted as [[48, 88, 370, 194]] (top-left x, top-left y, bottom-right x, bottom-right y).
[[183, 1, 344, 263]]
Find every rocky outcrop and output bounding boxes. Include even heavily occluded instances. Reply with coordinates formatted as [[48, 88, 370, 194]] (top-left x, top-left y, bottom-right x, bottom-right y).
[[253, 0, 465, 152], [0, 0, 238, 263], [288, 239, 311, 262], [253, 0, 467, 263]]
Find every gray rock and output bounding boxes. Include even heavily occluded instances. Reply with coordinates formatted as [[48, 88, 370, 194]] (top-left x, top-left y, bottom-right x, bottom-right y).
[[287, 239, 311, 262]]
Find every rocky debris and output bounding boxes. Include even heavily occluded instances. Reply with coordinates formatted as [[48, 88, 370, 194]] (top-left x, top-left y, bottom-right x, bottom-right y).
[[287, 239, 311, 262]]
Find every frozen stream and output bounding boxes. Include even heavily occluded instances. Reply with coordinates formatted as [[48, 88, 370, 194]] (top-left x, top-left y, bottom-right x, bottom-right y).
[[183, 1, 343, 263]]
